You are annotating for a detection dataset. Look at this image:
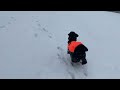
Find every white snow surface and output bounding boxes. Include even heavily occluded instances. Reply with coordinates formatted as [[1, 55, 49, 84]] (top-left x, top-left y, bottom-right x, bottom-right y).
[[0, 11, 120, 79]]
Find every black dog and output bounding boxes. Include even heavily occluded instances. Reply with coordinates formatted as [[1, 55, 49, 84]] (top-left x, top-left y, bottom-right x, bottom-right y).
[[68, 31, 88, 65]]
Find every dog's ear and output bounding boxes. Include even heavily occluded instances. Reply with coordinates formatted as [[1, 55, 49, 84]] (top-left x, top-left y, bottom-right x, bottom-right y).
[[68, 31, 79, 38], [76, 33, 79, 37]]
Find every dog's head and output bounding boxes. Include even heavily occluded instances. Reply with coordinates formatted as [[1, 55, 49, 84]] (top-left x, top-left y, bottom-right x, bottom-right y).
[[68, 31, 78, 38], [68, 31, 79, 44]]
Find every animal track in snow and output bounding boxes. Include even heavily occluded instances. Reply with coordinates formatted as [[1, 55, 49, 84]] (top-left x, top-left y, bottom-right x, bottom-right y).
[[0, 25, 6, 29], [32, 17, 53, 39], [0, 16, 17, 31], [34, 33, 38, 38]]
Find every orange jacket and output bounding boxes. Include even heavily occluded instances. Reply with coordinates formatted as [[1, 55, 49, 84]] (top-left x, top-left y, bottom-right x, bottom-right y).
[[68, 41, 82, 53]]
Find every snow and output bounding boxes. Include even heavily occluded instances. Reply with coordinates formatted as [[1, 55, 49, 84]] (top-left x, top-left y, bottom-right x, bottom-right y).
[[0, 11, 120, 79]]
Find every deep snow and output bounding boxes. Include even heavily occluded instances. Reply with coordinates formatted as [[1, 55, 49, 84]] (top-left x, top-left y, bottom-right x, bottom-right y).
[[0, 11, 120, 79]]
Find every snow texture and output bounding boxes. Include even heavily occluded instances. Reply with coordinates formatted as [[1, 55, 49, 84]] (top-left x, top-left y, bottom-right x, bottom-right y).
[[0, 11, 120, 79]]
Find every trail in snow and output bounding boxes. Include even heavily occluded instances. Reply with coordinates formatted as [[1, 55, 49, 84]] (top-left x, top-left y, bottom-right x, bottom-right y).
[[57, 46, 88, 79], [31, 16, 53, 39]]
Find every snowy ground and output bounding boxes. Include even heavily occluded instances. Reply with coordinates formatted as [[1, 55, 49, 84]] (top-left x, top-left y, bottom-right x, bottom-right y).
[[0, 11, 120, 79]]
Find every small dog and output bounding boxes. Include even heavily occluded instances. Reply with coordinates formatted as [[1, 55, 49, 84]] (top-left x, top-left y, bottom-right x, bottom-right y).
[[67, 31, 88, 65]]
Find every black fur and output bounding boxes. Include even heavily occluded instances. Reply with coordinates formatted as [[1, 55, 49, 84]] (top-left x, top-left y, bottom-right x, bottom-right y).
[[68, 31, 88, 65], [68, 31, 79, 44], [72, 44, 88, 64]]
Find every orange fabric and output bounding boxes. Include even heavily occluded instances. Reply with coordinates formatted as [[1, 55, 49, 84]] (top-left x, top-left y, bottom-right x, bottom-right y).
[[68, 41, 82, 53]]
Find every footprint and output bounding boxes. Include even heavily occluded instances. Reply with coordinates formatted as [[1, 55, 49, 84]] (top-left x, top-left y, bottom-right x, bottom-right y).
[[43, 28, 48, 32], [8, 22, 11, 24], [57, 46, 63, 51], [57, 53, 61, 59], [10, 17, 16, 21], [57, 46, 60, 50], [68, 71, 75, 79], [0, 25, 6, 29], [48, 35, 52, 38], [10, 17, 14, 19], [34, 33, 38, 38], [37, 24, 41, 27]]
